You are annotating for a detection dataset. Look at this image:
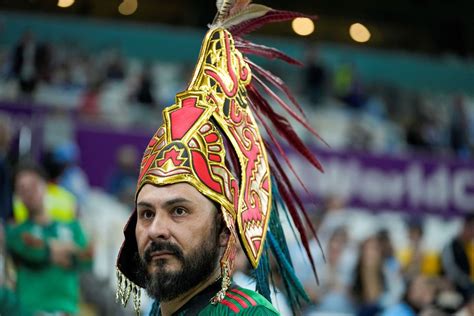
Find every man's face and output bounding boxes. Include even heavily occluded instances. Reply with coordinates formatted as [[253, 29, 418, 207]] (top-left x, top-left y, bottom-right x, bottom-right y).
[[135, 183, 224, 302], [15, 170, 46, 215]]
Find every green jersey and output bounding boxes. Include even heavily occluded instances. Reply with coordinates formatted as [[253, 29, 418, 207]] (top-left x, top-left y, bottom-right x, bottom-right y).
[[150, 282, 280, 315], [6, 219, 90, 315]]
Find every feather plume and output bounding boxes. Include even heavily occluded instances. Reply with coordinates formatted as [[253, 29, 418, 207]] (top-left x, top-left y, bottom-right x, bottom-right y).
[[228, 0, 251, 16], [247, 84, 324, 172], [214, 0, 236, 24], [252, 75, 327, 148], [245, 58, 306, 118], [235, 38, 303, 66], [252, 105, 309, 191], [221, 4, 271, 29]]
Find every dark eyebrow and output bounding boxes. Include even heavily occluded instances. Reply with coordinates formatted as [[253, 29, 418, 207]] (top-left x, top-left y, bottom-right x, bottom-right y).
[[137, 201, 154, 209], [136, 198, 192, 210], [162, 197, 192, 208]]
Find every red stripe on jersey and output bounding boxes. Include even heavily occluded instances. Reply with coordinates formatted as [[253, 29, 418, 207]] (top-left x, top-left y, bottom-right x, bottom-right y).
[[226, 292, 248, 308], [221, 299, 240, 313], [230, 289, 257, 306]]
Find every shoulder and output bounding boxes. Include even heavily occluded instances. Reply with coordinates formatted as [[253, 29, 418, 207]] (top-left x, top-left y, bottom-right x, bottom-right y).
[[206, 286, 279, 315], [381, 303, 415, 316]]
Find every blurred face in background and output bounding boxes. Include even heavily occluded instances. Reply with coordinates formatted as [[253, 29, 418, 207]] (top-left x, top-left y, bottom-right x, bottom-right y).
[[328, 227, 348, 264], [361, 237, 382, 267], [407, 276, 435, 311], [462, 218, 474, 241], [15, 170, 46, 215]]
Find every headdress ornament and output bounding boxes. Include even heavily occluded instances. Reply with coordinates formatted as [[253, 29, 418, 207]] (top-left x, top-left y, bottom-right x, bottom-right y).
[[117, 1, 324, 314]]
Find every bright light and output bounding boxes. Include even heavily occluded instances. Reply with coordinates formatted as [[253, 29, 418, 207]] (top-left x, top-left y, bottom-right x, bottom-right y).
[[349, 23, 371, 43], [118, 0, 138, 16], [57, 0, 75, 8], [292, 17, 315, 36]]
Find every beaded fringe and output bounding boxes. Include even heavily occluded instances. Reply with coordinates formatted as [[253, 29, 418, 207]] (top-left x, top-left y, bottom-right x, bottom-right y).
[[116, 268, 142, 315], [210, 264, 231, 304]]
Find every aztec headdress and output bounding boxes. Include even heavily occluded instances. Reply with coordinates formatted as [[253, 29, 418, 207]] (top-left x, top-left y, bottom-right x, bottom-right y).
[[117, 1, 324, 314]]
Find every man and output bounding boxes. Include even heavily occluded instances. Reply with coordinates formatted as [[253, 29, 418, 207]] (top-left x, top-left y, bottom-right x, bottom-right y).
[[136, 183, 279, 315], [116, 2, 323, 315], [381, 275, 436, 316], [442, 213, 474, 301], [6, 162, 92, 314]]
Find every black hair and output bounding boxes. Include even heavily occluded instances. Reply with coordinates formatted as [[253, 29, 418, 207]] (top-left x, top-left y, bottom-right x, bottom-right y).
[[14, 160, 46, 184]]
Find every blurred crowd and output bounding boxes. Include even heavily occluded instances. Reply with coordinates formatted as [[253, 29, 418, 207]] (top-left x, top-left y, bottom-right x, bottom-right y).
[[0, 31, 473, 157], [0, 31, 473, 316]]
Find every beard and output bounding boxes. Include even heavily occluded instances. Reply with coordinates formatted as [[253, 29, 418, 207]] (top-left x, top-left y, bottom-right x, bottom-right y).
[[138, 233, 221, 302]]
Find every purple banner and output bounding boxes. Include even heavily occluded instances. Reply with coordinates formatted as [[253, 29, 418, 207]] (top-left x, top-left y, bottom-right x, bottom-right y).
[[2, 102, 473, 217], [289, 148, 474, 217]]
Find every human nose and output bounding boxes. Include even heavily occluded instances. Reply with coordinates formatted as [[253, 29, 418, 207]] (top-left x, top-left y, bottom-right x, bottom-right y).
[[147, 211, 171, 241]]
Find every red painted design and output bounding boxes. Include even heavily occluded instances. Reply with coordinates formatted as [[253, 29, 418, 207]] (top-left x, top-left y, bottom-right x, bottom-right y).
[[191, 150, 222, 194], [262, 177, 269, 191], [138, 152, 157, 184], [252, 240, 261, 253], [240, 60, 249, 81], [204, 32, 239, 98], [157, 148, 185, 167], [170, 97, 204, 140], [208, 153, 221, 162], [205, 133, 218, 143], [230, 289, 257, 306]]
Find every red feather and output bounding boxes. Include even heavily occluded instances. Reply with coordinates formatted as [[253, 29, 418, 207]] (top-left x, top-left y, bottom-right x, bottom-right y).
[[245, 58, 306, 118], [235, 38, 303, 66], [264, 140, 325, 263], [248, 83, 324, 172], [251, 101, 308, 191], [252, 75, 327, 147]]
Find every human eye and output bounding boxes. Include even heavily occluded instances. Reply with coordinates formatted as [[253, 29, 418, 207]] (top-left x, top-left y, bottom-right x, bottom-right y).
[[172, 207, 188, 217], [139, 209, 155, 220]]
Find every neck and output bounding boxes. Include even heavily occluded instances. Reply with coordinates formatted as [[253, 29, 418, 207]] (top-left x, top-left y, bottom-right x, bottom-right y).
[[31, 208, 50, 225], [159, 268, 221, 316]]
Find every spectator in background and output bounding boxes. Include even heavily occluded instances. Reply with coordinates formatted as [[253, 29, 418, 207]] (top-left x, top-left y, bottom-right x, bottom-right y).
[[333, 62, 366, 110], [441, 213, 474, 301], [107, 145, 139, 208], [309, 226, 356, 315], [10, 31, 50, 97], [351, 234, 403, 316], [105, 50, 126, 81], [51, 142, 90, 208], [381, 275, 437, 316], [352, 236, 385, 316], [398, 219, 441, 279], [456, 289, 474, 316], [377, 229, 405, 307], [0, 112, 14, 222], [450, 95, 471, 158], [13, 151, 78, 224], [129, 65, 157, 125], [303, 46, 328, 106], [6, 162, 92, 315], [406, 95, 444, 153]]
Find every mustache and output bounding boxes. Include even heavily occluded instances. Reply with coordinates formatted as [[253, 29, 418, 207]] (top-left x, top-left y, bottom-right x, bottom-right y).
[[144, 241, 185, 263]]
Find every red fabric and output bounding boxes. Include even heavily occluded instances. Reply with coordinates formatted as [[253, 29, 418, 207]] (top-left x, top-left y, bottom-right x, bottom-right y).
[[191, 150, 222, 193], [170, 97, 205, 140]]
